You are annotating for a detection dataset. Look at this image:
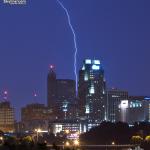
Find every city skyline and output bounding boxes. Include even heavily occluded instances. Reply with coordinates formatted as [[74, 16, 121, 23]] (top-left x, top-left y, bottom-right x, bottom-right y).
[[0, 59, 149, 121], [0, 0, 150, 120]]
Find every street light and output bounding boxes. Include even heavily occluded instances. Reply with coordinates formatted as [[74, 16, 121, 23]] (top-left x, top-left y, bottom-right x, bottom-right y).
[[73, 140, 79, 146], [65, 129, 69, 134], [0, 137, 3, 141], [35, 128, 41, 142], [112, 141, 115, 145], [65, 141, 70, 146]]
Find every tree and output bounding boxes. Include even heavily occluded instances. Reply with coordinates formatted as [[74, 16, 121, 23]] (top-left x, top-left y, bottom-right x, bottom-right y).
[[22, 136, 33, 145], [145, 135, 150, 142], [141, 135, 150, 150], [131, 135, 143, 144]]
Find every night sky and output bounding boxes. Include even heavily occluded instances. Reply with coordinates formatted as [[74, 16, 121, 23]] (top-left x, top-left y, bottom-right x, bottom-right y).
[[0, 0, 150, 120]]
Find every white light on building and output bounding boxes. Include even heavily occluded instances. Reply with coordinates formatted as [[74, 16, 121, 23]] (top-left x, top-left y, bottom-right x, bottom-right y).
[[93, 60, 100, 65], [120, 100, 128, 109], [85, 59, 91, 64], [89, 86, 95, 94], [120, 100, 129, 122], [85, 105, 90, 114], [84, 74, 88, 81], [55, 124, 62, 133], [92, 65, 100, 70]]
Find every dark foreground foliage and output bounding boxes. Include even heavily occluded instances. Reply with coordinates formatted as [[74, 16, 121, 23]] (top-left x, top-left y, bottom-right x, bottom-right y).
[[80, 121, 150, 145], [0, 142, 48, 150]]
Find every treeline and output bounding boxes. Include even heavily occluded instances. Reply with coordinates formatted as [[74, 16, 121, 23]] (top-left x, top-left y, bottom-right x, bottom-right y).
[[80, 121, 150, 146]]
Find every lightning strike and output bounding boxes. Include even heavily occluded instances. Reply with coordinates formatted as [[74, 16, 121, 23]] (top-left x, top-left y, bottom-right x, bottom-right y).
[[56, 0, 78, 96]]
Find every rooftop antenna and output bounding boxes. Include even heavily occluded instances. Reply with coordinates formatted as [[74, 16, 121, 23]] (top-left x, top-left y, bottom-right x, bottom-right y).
[[33, 91, 38, 103], [3, 90, 8, 101]]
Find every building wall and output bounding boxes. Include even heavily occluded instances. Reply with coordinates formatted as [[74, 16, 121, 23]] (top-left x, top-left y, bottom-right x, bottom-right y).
[[49, 120, 88, 135], [47, 68, 57, 109], [106, 89, 128, 122], [119, 97, 150, 123], [47, 67, 76, 120], [21, 103, 53, 131], [0, 101, 15, 132]]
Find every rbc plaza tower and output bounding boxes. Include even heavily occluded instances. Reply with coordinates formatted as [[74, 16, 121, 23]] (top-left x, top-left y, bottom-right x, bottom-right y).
[[78, 59, 106, 123]]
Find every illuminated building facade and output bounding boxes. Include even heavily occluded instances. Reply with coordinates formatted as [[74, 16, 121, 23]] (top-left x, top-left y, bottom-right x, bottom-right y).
[[0, 101, 15, 132], [106, 89, 128, 122], [21, 103, 53, 131], [78, 59, 106, 122], [49, 120, 88, 136], [119, 96, 150, 123], [47, 66, 76, 119]]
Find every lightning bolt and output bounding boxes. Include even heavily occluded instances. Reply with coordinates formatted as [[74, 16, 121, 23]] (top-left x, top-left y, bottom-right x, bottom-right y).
[[56, 0, 78, 96]]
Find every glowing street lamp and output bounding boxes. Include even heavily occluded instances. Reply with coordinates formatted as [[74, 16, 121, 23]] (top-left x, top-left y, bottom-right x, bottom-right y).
[[65, 129, 69, 134], [112, 141, 115, 145], [65, 141, 70, 146], [0, 137, 3, 141], [35, 128, 41, 142], [73, 140, 79, 146]]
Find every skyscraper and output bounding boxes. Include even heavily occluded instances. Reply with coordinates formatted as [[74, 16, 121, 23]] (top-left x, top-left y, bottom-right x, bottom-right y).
[[47, 65, 57, 109], [56, 79, 76, 119], [47, 66, 76, 119], [78, 59, 106, 122]]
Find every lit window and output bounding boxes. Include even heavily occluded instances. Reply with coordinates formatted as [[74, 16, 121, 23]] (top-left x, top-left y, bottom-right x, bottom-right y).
[[92, 65, 100, 70], [89, 86, 95, 94], [85, 59, 91, 64], [93, 60, 100, 65], [85, 105, 90, 114], [84, 74, 88, 81], [82, 65, 85, 70]]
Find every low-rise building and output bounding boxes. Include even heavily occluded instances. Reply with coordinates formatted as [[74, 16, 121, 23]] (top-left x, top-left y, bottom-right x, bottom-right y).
[[119, 96, 150, 123], [21, 103, 54, 131], [48, 119, 87, 137]]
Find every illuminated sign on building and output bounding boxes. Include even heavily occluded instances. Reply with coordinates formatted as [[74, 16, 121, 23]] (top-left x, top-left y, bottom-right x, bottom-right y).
[[120, 100, 129, 109], [144, 97, 150, 100], [67, 132, 79, 140], [129, 101, 142, 108]]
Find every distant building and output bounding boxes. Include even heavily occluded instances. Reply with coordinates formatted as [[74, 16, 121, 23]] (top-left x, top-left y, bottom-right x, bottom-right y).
[[21, 103, 53, 131], [106, 88, 128, 122], [119, 96, 150, 123], [47, 65, 57, 109], [14, 121, 24, 133], [0, 101, 15, 132], [78, 59, 106, 122], [47, 66, 76, 119], [48, 119, 88, 136]]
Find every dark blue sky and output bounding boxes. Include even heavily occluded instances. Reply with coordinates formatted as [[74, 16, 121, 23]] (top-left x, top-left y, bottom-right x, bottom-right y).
[[0, 0, 150, 120]]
